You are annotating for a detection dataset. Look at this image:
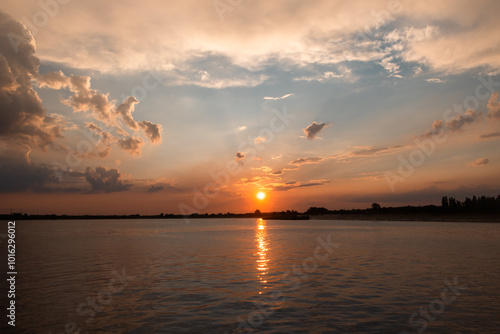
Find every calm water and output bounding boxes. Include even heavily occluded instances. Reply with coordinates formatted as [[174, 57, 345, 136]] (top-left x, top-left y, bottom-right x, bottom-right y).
[[2, 219, 500, 333]]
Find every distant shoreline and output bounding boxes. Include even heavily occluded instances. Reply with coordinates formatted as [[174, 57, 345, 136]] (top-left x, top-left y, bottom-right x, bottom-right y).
[[310, 213, 500, 223], [1, 212, 499, 222]]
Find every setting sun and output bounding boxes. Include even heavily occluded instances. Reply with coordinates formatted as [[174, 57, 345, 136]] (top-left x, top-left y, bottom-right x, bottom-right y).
[[257, 192, 266, 200]]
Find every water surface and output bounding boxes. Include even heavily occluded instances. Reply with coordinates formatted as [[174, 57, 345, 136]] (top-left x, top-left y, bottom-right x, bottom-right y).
[[3, 219, 500, 333]]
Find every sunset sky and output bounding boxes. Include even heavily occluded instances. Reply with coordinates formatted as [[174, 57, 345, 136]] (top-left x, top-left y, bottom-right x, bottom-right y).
[[1, 0, 499, 215]]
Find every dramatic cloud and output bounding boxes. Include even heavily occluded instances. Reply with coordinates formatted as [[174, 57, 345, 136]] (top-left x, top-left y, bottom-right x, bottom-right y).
[[0, 11, 162, 162], [84, 166, 132, 193], [5, 0, 500, 82], [235, 151, 245, 163], [304, 122, 329, 140], [487, 92, 500, 119], [118, 137, 144, 156], [0, 155, 54, 192], [290, 157, 323, 165], [468, 158, 489, 167], [38, 71, 163, 144], [37, 71, 115, 122], [0, 147, 85, 193], [0, 12, 61, 149]]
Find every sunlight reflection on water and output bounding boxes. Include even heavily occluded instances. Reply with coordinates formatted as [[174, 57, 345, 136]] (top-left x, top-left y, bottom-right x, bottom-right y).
[[256, 219, 269, 291]]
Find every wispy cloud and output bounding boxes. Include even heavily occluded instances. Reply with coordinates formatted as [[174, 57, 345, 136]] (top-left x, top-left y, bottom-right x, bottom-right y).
[[294, 66, 355, 82], [238, 176, 270, 184], [290, 157, 323, 165], [263, 93, 294, 100], [269, 179, 330, 192], [479, 132, 500, 139], [349, 145, 405, 157], [426, 78, 447, 83], [468, 158, 489, 167]]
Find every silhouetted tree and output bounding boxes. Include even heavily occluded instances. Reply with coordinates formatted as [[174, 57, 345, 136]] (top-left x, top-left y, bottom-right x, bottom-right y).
[[441, 196, 448, 207], [305, 207, 330, 215], [371, 203, 381, 211]]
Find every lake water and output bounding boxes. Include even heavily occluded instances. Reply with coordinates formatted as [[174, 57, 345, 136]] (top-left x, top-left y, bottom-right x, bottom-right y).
[[3, 219, 500, 333]]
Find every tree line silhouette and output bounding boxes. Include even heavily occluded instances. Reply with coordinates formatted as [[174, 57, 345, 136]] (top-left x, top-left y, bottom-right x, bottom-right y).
[[441, 195, 500, 211], [306, 194, 500, 216]]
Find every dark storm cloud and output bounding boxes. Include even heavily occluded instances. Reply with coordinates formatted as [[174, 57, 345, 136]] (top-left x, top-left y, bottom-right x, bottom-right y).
[[0, 156, 54, 192], [84, 166, 132, 193]]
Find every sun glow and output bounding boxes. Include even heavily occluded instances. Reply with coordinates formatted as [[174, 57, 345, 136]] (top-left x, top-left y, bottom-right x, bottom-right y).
[[257, 191, 266, 200]]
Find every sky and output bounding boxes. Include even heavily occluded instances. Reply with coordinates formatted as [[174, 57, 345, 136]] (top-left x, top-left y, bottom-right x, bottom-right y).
[[0, 0, 499, 215]]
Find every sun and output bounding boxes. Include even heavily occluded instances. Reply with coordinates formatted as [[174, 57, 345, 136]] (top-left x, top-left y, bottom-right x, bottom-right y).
[[257, 191, 266, 200]]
